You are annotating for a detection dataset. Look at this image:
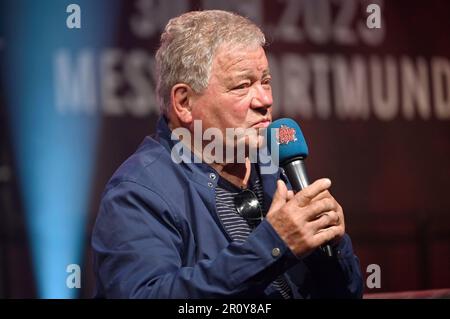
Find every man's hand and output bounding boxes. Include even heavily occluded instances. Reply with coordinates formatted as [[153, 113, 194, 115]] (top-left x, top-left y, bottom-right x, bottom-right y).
[[265, 178, 345, 258]]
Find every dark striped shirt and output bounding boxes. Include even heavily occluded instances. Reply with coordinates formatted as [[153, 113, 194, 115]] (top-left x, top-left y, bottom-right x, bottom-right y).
[[215, 169, 292, 299]]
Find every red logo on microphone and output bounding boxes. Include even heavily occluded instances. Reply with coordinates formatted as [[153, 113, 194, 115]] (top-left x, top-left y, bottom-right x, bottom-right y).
[[276, 125, 297, 145]]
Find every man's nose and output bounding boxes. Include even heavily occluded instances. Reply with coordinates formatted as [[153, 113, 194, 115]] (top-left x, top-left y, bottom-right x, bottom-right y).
[[250, 83, 273, 110]]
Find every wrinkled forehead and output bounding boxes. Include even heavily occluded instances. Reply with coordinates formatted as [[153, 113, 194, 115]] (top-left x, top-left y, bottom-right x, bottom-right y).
[[212, 44, 270, 78]]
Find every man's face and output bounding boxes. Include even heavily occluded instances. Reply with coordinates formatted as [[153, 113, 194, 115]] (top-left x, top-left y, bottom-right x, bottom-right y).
[[189, 45, 273, 157]]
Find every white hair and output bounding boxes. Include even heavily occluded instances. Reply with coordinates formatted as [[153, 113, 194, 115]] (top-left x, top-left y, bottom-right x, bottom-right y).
[[155, 10, 266, 116]]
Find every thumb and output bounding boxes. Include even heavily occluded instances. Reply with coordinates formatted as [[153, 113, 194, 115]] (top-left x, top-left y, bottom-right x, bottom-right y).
[[268, 180, 289, 215]]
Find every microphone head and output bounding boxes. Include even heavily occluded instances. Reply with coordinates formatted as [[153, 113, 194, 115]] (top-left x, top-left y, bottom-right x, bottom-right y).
[[266, 118, 309, 164]]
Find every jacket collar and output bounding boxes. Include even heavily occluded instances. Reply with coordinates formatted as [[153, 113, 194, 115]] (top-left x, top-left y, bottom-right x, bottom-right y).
[[155, 116, 219, 188]]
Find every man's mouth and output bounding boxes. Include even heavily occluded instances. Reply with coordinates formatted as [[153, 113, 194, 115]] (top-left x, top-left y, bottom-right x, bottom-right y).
[[252, 119, 271, 128]]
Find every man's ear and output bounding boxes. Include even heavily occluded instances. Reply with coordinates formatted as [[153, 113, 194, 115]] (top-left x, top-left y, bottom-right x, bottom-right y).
[[170, 83, 194, 125]]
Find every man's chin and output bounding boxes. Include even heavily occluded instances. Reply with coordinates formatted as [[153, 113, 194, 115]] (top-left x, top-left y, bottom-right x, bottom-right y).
[[222, 137, 263, 162]]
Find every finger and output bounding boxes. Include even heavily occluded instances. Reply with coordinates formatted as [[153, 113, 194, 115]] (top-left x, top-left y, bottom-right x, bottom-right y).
[[336, 204, 345, 232], [303, 197, 338, 221], [312, 226, 341, 247], [287, 190, 294, 201], [309, 211, 340, 231], [293, 178, 332, 207], [310, 190, 332, 203], [267, 180, 289, 215]]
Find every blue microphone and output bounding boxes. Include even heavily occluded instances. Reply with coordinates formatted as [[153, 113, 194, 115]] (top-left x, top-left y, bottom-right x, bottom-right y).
[[267, 118, 333, 257]]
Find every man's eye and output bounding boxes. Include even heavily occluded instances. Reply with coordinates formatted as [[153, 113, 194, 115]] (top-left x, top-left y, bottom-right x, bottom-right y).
[[262, 78, 272, 86], [233, 83, 250, 90]]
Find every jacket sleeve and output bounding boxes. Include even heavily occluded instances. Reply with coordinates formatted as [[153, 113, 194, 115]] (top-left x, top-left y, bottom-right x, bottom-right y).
[[300, 234, 364, 299], [92, 181, 298, 298]]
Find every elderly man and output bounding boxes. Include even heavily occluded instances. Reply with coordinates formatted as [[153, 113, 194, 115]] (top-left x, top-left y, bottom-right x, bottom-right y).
[[92, 10, 363, 299]]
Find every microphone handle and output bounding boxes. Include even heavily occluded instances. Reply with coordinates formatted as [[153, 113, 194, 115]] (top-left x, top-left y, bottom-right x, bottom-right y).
[[282, 158, 334, 258]]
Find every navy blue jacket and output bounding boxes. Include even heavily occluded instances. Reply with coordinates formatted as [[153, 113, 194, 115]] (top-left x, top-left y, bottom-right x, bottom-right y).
[[92, 117, 363, 298]]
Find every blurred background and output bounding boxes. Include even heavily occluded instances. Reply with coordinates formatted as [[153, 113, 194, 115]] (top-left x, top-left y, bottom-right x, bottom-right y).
[[0, 0, 449, 298]]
